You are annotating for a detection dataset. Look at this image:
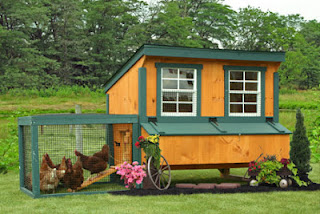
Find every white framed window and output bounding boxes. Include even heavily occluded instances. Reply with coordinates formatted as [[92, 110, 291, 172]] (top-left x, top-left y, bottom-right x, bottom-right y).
[[161, 68, 197, 116], [229, 70, 261, 117]]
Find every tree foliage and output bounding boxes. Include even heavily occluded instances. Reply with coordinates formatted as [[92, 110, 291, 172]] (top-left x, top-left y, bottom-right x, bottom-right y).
[[0, 0, 319, 91]]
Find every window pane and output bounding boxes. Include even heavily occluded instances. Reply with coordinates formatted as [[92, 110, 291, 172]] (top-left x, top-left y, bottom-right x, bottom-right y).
[[244, 104, 257, 113], [163, 92, 177, 101], [163, 68, 178, 78], [244, 94, 257, 102], [230, 104, 243, 113], [179, 104, 192, 112], [180, 69, 194, 79], [163, 103, 176, 112], [245, 83, 257, 91], [178, 92, 193, 102], [230, 93, 242, 102], [230, 71, 243, 80], [230, 82, 243, 90], [245, 72, 258, 80], [179, 80, 194, 89], [163, 80, 177, 89]]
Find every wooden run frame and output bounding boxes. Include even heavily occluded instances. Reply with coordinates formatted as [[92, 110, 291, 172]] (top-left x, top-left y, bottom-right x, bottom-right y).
[[18, 114, 139, 198]]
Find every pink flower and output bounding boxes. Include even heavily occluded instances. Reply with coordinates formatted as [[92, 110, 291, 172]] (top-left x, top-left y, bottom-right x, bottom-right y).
[[132, 161, 139, 165], [116, 161, 147, 189]]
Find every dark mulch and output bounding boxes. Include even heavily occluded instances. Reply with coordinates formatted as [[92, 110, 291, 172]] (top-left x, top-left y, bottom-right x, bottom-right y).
[[109, 183, 320, 196]]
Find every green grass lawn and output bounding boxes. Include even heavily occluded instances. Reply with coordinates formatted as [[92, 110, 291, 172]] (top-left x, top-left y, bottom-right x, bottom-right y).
[[1, 88, 320, 213], [1, 163, 319, 214]]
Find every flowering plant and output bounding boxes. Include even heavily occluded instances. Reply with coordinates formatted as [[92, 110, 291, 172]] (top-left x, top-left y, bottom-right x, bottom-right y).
[[115, 161, 147, 189], [248, 161, 261, 172], [135, 135, 161, 169], [248, 155, 307, 186]]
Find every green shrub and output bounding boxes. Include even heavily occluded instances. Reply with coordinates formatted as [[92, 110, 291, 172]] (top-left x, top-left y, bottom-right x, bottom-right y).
[[290, 109, 312, 174]]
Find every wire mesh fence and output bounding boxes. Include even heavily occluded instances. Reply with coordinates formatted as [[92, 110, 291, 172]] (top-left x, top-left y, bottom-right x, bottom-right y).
[[19, 116, 137, 197]]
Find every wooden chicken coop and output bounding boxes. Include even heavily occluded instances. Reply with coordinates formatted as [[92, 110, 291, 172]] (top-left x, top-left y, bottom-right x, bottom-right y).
[[104, 44, 291, 173], [18, 114, 139, 198]]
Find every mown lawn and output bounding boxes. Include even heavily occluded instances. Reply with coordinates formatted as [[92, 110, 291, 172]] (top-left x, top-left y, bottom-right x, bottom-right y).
[[1, 163, 319, 214], [0, 88, 319, 213]]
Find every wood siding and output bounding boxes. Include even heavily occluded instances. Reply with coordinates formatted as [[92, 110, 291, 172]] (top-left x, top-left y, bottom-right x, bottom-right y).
[[158, 134, 290, 166], [107, 56, 146, 115], [113, 124, 133, 165], [143, 56, 280, 117]]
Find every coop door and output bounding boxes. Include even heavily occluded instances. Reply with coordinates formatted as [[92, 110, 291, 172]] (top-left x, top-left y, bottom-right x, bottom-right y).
[[113, 124, 132, 165]]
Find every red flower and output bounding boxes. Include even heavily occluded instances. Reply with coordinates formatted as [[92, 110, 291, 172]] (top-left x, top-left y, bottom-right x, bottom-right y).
[[258, 165, 261, 169], [135, 141, 140, 148], [138, 136, 145, 141], [253, 167, 256, 170], [249, 168, 252, 172]]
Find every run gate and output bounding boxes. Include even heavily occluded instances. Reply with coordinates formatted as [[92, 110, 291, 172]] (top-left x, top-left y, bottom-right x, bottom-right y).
[[18, 114, 140, 198]]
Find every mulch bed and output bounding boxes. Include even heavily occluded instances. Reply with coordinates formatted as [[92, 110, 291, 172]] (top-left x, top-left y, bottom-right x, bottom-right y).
[[109, 183, 320, 196]]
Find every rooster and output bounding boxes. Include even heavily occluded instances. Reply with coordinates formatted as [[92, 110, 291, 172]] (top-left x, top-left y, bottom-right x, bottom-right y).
[[74, 145, 109, 178], [40, 154, 59, 193]]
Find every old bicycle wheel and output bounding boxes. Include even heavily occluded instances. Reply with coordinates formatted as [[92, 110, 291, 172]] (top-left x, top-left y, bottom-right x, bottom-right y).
[[147, 155, 171, 190]]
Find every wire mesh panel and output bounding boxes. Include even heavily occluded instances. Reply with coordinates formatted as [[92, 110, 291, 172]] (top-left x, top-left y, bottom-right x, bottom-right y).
[[22, 126, 32, 191], [36, 124, 128, 195], [18, 114, 139, 197]]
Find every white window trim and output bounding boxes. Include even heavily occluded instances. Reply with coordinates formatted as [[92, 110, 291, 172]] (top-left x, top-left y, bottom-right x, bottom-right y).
[[161, 68, 197, 116], [229, 70, 261, 117]]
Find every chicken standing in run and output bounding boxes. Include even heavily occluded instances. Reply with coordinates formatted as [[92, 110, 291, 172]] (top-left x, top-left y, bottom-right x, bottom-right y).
[[40, 154, 59, 193], [74, 144, 109, 181]]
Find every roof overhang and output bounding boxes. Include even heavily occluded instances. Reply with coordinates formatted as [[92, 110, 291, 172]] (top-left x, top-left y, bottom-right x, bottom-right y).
[[104, 44, 286, 92], [141, 122, 291, 136]]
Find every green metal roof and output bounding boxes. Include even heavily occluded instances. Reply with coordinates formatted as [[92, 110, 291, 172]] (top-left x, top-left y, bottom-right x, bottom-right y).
[[104, 44, 286, 92], [18, 114, 138, 126], [141, 122, 291, 136]]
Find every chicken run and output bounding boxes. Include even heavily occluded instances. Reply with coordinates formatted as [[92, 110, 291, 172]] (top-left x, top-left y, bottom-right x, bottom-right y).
[[19, 114, 141, 198]]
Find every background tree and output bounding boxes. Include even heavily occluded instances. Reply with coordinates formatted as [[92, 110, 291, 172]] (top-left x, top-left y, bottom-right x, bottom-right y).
[[290, 109, 312, 179]]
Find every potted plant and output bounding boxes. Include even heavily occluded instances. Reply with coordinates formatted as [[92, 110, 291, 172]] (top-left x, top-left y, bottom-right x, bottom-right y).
[[115, 161, 147, 189], [248, 155, 307, 188]]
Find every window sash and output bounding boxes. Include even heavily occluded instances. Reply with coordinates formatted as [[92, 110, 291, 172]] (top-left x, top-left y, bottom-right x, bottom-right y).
[[161, 68, 197, 116], [229, 70, 261, 116]]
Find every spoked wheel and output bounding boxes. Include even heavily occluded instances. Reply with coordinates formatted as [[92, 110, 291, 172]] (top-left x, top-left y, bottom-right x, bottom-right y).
[[147, 155, 171, 190]]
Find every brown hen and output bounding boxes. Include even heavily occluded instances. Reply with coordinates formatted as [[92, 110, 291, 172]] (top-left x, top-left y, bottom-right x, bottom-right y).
[[74, 145, 109, 175]]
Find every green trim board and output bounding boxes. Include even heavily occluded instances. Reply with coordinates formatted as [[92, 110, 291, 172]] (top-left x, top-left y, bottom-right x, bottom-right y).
[[18, 126, 24, 189], [141, 122, 291, 136], [18, 114, 138, 126], [155, 63, 203, 119], [273, 72, 279, 123], [138, 67, 147, 123], [31, 125, 40, 198], [104, 44, 285, 92], [106, 94, 109, 114], [223, 65, 266, 121]]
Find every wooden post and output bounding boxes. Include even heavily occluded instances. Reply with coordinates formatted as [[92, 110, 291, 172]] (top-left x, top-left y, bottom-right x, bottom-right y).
[[75, 104, 83, 153]]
